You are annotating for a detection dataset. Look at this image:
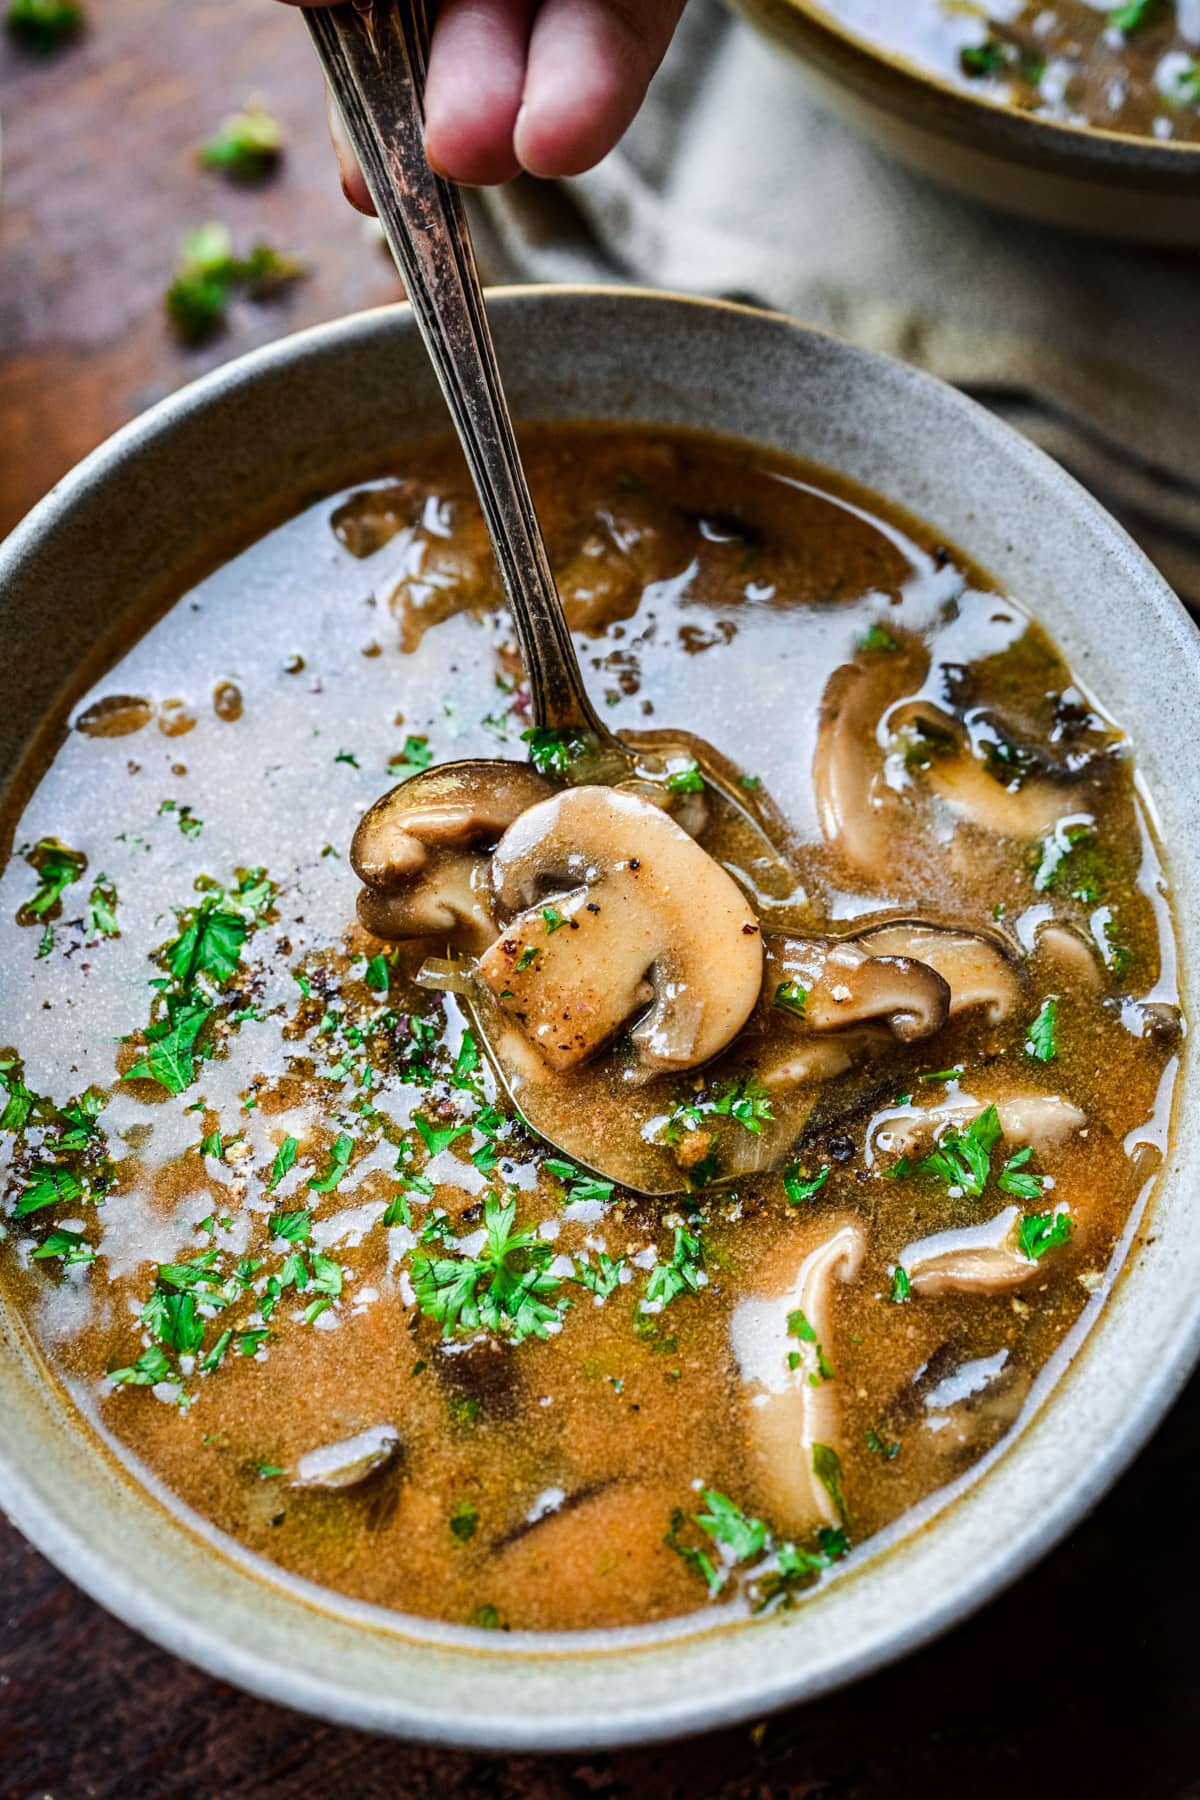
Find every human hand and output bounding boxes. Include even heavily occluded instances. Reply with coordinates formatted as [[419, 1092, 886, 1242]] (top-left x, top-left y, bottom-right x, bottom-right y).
[[279, 0, 687, 206]]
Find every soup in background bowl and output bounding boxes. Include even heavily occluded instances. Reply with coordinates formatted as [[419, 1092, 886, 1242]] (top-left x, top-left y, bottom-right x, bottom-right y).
[[730, 0, 1200, 242], [1, 290, 1198, 1746]]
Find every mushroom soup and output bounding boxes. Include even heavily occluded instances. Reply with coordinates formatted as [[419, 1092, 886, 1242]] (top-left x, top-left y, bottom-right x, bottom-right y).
[[822, 0, 1200, 141], [0, 425, 1179, 1634]]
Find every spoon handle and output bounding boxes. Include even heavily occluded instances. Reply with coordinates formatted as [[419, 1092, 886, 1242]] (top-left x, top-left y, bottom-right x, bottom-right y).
[[304, 0, 604, 739]]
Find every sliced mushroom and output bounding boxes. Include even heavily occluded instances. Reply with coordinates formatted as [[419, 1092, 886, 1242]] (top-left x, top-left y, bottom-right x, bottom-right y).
[[351, 760, 553, 950], [731, 1219, 864, 1537], [1032, 920, 1104, 993], [899, 1206, 1036, 1296], [874, 1091, 1086, 1165], [813, 646, 927, 874], [477, 785, 763, 1079], [849, 920, 1023, 1024], [893, 700, 1080, 839], [759, 1025, 894, 1092], [814, 643, 1104, 876], [764, 935, 949, 1043], [917, 1348, 1030, 1464], [291, 1423, 400, 1491]]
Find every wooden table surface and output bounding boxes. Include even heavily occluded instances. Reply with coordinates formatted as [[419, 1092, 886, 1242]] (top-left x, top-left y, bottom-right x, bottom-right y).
[[1, 5, 1197, 1795]]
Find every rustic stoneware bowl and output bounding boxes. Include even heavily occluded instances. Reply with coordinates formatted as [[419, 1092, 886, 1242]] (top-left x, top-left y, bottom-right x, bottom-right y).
[[1, 290, 1198, 1749], [730, 0, 1200, 243]]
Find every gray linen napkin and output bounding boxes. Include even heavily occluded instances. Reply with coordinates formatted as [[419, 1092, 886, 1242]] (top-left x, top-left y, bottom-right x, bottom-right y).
[[469, 0, 1200, 608]]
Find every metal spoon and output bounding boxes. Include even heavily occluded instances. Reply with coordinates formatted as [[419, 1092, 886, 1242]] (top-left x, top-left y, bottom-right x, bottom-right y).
[[305, 0, 797, 1192]]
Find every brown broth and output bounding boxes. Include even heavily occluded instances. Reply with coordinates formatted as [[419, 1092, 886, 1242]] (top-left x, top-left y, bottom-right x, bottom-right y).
[[0, 424, 1180, 1636], [822, 0, 1200, 142]]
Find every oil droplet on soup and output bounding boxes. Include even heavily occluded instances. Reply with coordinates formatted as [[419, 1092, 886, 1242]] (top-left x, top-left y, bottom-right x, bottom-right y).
[[0, 425, 1180, 1634]]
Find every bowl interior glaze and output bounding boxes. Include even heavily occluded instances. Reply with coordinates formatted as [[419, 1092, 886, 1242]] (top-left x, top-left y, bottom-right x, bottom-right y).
[[1, 290, 1198, 1749]]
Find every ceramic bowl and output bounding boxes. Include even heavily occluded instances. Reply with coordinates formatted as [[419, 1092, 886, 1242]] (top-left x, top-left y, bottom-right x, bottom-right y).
[[1, 289, 1198, 1749], [730, 0, 1200, 243]]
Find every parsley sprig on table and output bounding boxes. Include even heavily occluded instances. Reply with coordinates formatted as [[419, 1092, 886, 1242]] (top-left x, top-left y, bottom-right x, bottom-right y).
[[165, 222, 304, 344], [197, 106, 284, 184]]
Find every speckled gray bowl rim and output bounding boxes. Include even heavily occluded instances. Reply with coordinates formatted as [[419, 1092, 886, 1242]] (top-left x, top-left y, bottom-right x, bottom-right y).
[[1, 289, 1198, 1751]]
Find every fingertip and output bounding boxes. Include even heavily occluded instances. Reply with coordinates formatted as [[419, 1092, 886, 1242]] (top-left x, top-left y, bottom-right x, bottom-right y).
[[424, 121, 523, 189], [514, 1, 664, 180], [424, 0, 532, 186], [512, 64, 630, 179]]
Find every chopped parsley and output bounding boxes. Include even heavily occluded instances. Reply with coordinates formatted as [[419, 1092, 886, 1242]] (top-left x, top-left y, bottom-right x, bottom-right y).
[[541, 905, 567, 933], [783, 1163, 829, 1206], [450, 1501, 479, 1542], [1109, 0, 1164, 30], [711, 1075, 774, 1135], [19, 838, 86, 925], [788, 1308, 834, 1382], [109, 1345, 173, 1388], [32, 1226, 94, 1265], [865, 1428, 900, 1460], [960, 39, 1004, 77], [307, 1132, 353, 1193], [812, 1443, 847, 1520], [892, 1103, 1002, 1198], [696, 1489, 767, 1564], [267, 1135, 299, 1193], [387, 735, 432, 779], [859, 622, 898, 652], [165, 222, 304, 344], [1018, 1208, 1072, 1260], [773, 979, 807, 1018], [889, 1265, 912, 1304], [574, 1250, 626, 1299], [997, 1145, 1047, 1202], [364, 953, 391, 993], [544, 1156, 615, 1207], [124, 1000, 212, 1098], [414, 1115, 469, 1158], [666, 1487, 847, 1610], [271, 1207, 312, 1244], [668, 761, 705, 794], [410, 1191, 568, 1342], [88, 874, 119, 939], [521, 726, 588, 778], [1025, 997, 1058, 1063], [158, 798, 203, 838], [515, 945, 539, 973], [645, 1223, 705, 1308]]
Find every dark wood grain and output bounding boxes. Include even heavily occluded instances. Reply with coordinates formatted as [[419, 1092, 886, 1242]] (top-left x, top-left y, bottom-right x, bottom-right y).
[[0, 0, 403, 539], [1, 4, 1197, 1793]]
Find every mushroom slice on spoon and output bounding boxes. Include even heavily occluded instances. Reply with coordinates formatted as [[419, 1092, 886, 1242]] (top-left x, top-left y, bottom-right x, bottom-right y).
[[478, 784, 764, 1081], [351, 759, 553, 950]]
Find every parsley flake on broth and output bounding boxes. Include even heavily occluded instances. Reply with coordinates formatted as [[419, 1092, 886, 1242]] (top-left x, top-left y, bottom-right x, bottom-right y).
[[0, 423, 1181, 1634]]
